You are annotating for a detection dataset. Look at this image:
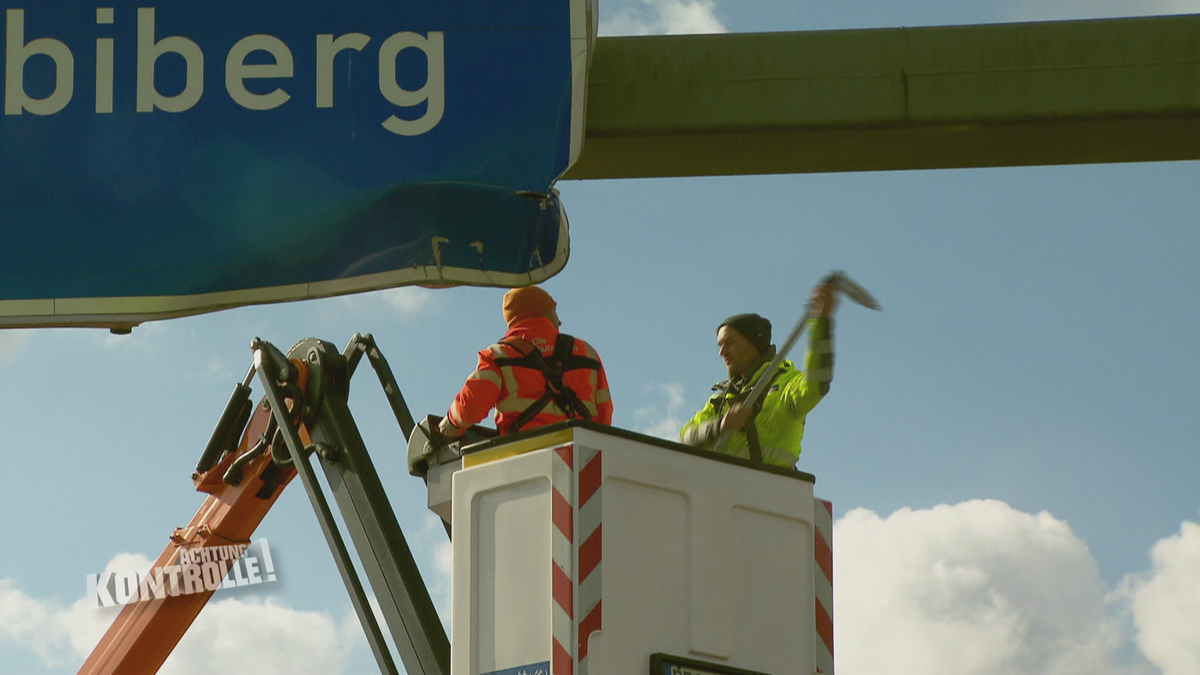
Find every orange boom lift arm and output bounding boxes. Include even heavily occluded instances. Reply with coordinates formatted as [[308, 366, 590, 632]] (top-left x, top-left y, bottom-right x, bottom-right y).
[[79, 335, 449, 675]]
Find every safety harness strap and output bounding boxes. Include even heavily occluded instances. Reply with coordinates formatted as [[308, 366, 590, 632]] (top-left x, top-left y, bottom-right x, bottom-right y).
[[711, 367, 786, 464], [494, 333, 600, 433], [743, 367, 787, 464]]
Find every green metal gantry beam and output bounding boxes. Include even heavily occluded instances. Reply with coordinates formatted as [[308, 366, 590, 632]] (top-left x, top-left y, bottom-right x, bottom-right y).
[[564, 14, 1200, 179]]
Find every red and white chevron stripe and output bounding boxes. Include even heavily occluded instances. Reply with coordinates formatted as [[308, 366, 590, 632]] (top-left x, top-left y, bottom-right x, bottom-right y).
[[548, 444, 603, 675], [551, 444, 575, 675], [576, 447, 602, 675], [814, 498, 834, 674]]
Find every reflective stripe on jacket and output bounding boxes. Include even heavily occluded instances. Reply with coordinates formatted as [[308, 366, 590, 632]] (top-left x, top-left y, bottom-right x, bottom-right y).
[[680, 317, 833, 467], [447, 316, 613, 435]]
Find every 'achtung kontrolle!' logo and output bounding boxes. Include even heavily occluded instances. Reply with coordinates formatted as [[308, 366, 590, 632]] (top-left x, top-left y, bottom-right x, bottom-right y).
[[85, 539, 278, 609]]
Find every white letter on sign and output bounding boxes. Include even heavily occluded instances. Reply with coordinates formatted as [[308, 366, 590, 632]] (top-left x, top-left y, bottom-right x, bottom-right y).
[[5, 9, 75, 116], [137, 7, 204, 113], [315, 33, 370, 109], [378, 31, 444, 136], [226, 35, 294, 111], [96, 8, 115, 114]]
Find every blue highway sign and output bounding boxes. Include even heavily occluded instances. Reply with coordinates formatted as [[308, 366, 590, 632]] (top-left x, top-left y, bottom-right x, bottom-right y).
[[1, 1, 593, 328]]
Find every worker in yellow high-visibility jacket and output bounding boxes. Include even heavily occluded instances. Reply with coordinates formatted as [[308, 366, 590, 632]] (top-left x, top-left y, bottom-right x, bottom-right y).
[[680, 283, 838, 468]]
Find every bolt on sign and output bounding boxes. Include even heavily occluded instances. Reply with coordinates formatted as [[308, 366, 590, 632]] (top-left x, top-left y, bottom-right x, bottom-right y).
[[1, 0, 595, 329]]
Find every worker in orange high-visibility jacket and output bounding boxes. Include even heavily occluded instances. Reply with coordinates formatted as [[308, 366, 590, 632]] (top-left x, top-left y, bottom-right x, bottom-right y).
[[438, 286, 613, 440]]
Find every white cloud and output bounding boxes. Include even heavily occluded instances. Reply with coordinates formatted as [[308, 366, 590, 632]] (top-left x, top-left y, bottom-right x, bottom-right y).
[[420, 513, 454, 624], [381, 287, 434, 316], [600, 0, 726, 36], [160, 597, 352, 675], [1008, 0, 1200, 22], [633, 382, 686, 440], [0, 554, 146, 667], [8, 505, 1199, 675], [833, 500, 1137, 675], [1119, 519, 1200, 675], [337, 286, 434, 318], [0, 329, 34, 363], [0, 580, 121, 668], [1, 552, 354, 674]]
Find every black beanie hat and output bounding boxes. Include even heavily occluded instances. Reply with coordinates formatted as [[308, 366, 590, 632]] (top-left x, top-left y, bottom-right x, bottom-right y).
[[719, 313, 772, 355]]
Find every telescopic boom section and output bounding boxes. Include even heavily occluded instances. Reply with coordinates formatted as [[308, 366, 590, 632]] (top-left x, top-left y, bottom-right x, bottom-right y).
[[77, 369, 309, 675]]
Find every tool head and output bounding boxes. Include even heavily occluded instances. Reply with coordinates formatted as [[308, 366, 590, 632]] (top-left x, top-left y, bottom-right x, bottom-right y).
[[824, 271, 881, 311]]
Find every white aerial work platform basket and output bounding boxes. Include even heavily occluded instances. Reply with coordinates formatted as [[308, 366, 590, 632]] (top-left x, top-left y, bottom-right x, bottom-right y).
[[419, 421, 834, 675]]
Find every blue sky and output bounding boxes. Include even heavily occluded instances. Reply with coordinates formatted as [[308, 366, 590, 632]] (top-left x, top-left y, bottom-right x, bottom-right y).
[[3, 2, 1200, 674]]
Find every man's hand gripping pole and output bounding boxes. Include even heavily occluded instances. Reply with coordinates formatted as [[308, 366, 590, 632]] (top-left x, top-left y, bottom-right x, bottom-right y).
[[710, 271, 880, 458]]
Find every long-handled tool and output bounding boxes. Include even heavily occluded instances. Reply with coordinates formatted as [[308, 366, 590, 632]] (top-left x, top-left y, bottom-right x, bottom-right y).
[[710, 270, 881, 457]]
